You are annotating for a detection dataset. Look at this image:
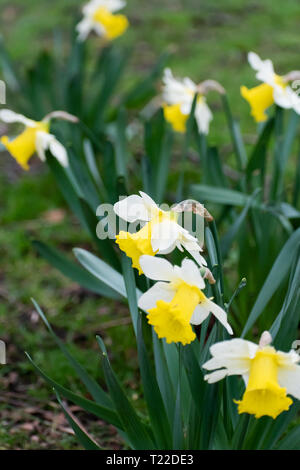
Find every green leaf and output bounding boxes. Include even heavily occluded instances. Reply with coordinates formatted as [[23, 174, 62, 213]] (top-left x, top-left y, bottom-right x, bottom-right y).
[[276, 426, 300, 450], [32, 299, 113, 408], [55, 391, 102, 450], [222, 94, 247, 173], [190, 184, 249, 207], [152, 332, 175, 425], [33, 241, 119, 300], [74, 248, 142, 299], [0, 35, 21, 92], [97, 336, 155, 450], [154, 129, 173, 204], [137, 315, 172, 449], [241, 228, 300, 337], [78, 197, 121, 271], [220, 188, 261, 257], [121, 254, 139, 335], [246, 117, 274, 177], [26, 353, 122, 429]]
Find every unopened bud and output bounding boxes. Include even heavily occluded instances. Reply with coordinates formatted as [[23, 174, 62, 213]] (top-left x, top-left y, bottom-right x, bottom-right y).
[[259, 331, 272, 348], [197, 80, 225, 95], [173, 199, 213, 222]]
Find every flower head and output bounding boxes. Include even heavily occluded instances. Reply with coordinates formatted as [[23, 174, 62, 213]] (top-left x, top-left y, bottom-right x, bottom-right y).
[[138, 256, 233, 345], [241, 52, 300, 122], [203, 332, 300, 419], [76, 0, 129, 42], [0, 109, 70, 170], [114, 191, 207, 274], [162, 68, 224, 135]]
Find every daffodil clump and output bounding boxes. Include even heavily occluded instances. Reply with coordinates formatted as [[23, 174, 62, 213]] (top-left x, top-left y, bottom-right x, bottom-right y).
[[203, 331, 300, 419], [77, 0, 129, 42], [241, 52, 300, 122], [114, 191, 232, 346]]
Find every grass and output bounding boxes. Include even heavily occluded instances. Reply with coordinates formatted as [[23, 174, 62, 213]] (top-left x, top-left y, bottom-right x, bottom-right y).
[[0, 0, 300, 449]]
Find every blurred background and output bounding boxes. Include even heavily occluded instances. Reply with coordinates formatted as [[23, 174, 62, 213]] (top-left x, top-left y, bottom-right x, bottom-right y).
[[0, 0, 299, 449]]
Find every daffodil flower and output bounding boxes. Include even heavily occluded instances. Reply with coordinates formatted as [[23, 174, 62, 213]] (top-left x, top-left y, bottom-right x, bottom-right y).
[[203, 331, 300, 419], [241, 52, 300, 122], [138, 256, 233, 345], [162, 68, 224, 135], [76, 0, 129, 42], [0, 109, 72, 170], [114, 191, 207, 274]]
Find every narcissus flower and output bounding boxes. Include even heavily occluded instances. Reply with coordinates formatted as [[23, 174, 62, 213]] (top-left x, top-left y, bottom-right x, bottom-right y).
[[241, 52, 300, 122], [114, 191, 207, 274], [162, 68, 225, 135], [0, 109, 72, 170], [138, 256, 233, 345], [77, 0, 129, 42], [203, 331, 300, 419]]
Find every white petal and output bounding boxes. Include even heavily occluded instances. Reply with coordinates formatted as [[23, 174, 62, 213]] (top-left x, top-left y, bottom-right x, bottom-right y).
[[248, 52, 275, 85], [182, 240, 207, 267], [139, 191, 159, 212], [278, 365, 300, 400], [34, 131, 46, 161], [209, 338, 257, 361], [151, 220, 181, 253], [114, 195, 150, 223], [139, 255, 176, 282], [76, 18, 95, 41], [194, 100, 213, 135], [179, 258, 205, 290], [248, 52, 264, 71], [49, 137, 69, 167], [0, 109, 36, 127], [162, 68, 193, 107], [190, 303, 209, 325], [206, 299, 233, 335], [35, 132, 68, 167], [202, 338, 256, 380], [138, 281, 175, 312], [204, 369, 228, 384]]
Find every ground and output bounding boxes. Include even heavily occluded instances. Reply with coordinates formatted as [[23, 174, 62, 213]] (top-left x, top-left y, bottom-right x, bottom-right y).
[[0, 0, 300, 449]]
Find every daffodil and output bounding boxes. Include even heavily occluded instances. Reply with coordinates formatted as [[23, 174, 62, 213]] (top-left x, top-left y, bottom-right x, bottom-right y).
[[114, 191, 207, 274], [241, 52, 300, 122], [203, 331, 300, 419], [76, 0, 129, 42], [162, 68, 225, 134], [0, 109, 72, 170], [138, 256, 233, 345]]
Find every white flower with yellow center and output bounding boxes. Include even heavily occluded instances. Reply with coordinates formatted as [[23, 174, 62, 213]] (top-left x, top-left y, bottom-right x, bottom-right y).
[[241, 52, 300, 122], [138, 256, 233, 345], [76, 0, 129, 42], [114, 191, 207, 274], [0, 109, 72, 170], [203, 331, 300, 419], [162, 68, 225, 135]]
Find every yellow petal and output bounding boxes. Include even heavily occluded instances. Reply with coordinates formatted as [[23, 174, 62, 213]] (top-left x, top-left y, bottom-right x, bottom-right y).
[[163, 104, 188, 133], [147, 282, 204, 345], [235, 347, 293, 419], [241, 83, 274, 122], [116, 222, 156, 275], [1, 121, 49, 170], [93, 7, 129, 40]]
